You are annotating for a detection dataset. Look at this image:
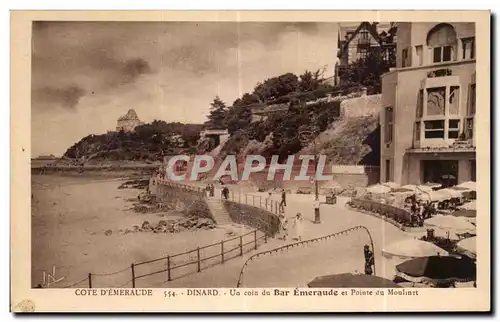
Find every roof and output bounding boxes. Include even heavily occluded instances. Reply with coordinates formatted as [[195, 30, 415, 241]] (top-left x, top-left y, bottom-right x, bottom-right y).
[[118, 109, 140, 121]]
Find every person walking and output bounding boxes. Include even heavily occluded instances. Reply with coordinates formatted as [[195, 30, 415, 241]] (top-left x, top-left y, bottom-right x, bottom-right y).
[[363, 245, 374, 275], [280, 189, 287, 209], [292, 213, 303, 241]]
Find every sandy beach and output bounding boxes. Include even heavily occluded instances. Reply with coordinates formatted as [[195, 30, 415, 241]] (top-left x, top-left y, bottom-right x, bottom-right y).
[[31, 175, 247, 288]]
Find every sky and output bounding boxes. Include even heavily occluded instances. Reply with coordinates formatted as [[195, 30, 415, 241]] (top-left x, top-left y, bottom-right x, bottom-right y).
[[31, 21, 340, 157]]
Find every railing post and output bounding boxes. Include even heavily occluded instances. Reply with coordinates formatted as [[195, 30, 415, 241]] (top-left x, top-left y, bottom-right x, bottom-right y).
[[264, 232, 268, 243], [131, 264, 136, 288], [240, 236, 243, 256], [88, 273, 92, 288], [221, 241, 224, 263], [197, 247, 201, 272], [260, 196, 262, 208], [245, 194, 248, 204], [167, 255, 171, 281], [254, 230, 257, 250]]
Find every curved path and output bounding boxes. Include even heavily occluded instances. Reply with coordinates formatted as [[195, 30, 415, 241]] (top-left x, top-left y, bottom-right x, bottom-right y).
[[162, 189, 412, 287]]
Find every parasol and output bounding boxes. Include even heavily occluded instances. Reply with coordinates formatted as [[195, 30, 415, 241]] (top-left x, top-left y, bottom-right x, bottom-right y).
[[417, 190, 450, 202], [383, 182, 401, 189], [308, 273, 402, 288], [402, 184, 433, 192], [366, 184, 391, 194], [459, 200, 477, 210], [452, 209, 477, 218], [456, 181, 476, 191], [395, 256, 476, 284], [424, 215, 476, 234], [382, 238, 448, 258], [439, 188, 464, 199], [456, 237, 476, 259]]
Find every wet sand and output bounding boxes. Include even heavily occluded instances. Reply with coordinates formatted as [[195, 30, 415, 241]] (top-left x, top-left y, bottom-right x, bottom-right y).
[[31, 175, 238, 288]]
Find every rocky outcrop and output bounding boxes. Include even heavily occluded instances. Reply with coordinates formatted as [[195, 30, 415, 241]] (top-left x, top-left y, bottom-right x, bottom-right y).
[[120, 217, 217, 235]]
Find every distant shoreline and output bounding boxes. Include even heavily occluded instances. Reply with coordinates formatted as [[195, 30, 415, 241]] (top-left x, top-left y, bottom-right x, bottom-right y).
[[31, 164, 157, 179]]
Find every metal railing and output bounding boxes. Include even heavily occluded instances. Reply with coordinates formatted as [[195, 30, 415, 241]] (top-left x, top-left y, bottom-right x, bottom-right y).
[[236, 225, 376, 287], [131, 229, 267, 287]]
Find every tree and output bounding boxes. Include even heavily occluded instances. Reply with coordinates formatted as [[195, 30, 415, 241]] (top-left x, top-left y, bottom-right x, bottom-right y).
[[298, 69, 323, 92], [204, 96, 228, 130], [342, 48, 393, 94], [226, 93, 259, 134], [253, 73, 299, 101]]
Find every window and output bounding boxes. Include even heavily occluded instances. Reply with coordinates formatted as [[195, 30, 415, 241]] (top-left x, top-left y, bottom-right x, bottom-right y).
[[384, 107, 394, 143], [468, 84, 476, 116], [469, 160, 476, 181], [424, 120, 445, 139], [416, 89, 424, 118], [462, 37, 475, 59], [415, 45, 423, 66], [358, 47, 368, 59], [402, 48, 409, 67], [358, 30, 370, 44], [385, 160, 391, 182], [426, 87, 446, 115], [414, 122, 421, 141], [449, 86, 460, 115], [427, 24, 457, 63], [433, 46, 452, 63], [448, 119, 460, 139]]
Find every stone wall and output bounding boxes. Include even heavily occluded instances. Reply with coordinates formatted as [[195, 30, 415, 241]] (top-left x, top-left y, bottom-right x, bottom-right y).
[[341, 94, 382, 118], [154, 184, 213, 220], [221, 200, 280, 237]]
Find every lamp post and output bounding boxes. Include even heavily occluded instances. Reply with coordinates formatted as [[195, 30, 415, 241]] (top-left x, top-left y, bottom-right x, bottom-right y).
[[298, 129, 321, 224]]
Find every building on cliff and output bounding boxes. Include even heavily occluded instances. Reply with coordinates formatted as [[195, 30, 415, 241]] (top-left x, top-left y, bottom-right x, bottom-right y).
[[116, 109, 144, 132], [380, 22, 476, 186], [334, 22, 397, 85]]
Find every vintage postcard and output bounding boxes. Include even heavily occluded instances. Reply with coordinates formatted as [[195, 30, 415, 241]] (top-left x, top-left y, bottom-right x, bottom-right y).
[[11, 10, 490, 312]]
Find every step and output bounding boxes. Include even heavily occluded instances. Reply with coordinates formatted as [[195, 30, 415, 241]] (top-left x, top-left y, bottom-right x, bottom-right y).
[[206, 198, 233, 225]]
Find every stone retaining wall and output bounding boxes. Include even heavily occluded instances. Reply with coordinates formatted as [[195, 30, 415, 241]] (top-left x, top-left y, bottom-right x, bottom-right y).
[[154, 183, 213, 220], [221, 200, 280, 237]]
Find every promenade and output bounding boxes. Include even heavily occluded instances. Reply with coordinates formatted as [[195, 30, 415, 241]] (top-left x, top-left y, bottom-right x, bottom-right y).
[[161, 184, 410, 287]]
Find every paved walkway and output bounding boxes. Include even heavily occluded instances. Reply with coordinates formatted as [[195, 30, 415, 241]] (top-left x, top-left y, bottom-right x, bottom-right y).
[[161, 187, 412, 287]]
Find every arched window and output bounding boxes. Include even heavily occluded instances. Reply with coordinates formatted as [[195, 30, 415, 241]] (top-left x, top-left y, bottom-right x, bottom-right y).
[[426, 24, 457, 63]]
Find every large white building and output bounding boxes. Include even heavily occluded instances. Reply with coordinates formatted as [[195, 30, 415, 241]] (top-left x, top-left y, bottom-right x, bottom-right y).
[[380, 22, 476, 186]]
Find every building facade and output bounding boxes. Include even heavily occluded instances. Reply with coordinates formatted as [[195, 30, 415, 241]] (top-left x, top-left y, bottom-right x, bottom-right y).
[[116, 109, 143, 132], [380, 22, 476, 186], [334, 22, 397, 85]]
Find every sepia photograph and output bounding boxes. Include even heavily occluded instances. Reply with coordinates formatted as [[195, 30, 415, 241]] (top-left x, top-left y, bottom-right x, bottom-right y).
[[11, 10, 490, 312]]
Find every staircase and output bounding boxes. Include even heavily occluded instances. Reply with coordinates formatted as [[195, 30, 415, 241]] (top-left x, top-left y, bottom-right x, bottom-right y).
[[206, 197, 233, 226]]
